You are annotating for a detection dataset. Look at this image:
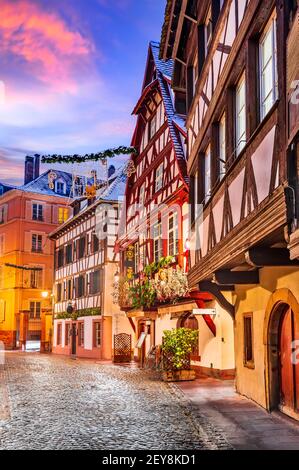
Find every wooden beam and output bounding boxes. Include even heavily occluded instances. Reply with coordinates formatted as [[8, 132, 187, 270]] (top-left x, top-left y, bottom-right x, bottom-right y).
[[199, 281, 235, 319], [184, 13, 197, 24], [213, 270, 259, 285], [245, 248, 299, 267]]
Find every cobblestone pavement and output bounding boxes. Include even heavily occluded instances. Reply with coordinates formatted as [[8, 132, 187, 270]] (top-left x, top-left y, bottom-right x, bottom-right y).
[[0, 352, 231, 450]]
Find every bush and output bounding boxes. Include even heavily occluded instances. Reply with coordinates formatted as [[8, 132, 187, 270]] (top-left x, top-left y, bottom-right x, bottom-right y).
[[162, 328, 198, 370]]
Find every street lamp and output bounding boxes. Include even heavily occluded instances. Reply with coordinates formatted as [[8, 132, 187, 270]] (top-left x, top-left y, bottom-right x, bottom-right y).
[[41, 291, 49, 299]]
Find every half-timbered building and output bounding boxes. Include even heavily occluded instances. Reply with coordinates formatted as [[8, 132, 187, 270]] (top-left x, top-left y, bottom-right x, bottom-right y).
[[116, 41, 235, 375], [50, 166, 132, 360], [161, 0, 299, 419]]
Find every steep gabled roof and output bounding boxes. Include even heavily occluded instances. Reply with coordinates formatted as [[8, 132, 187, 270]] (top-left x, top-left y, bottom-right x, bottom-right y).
[[20, 169, 74, 198], [148, 41, 188, 185]]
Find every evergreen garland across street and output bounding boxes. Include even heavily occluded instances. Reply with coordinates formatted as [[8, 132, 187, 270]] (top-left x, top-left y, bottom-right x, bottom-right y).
[[40, 146, 138, 164]]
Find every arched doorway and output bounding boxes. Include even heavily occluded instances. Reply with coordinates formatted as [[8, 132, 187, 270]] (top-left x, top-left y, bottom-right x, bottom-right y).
[[265, 290, 299, 420], [178, 314, 199, 361]]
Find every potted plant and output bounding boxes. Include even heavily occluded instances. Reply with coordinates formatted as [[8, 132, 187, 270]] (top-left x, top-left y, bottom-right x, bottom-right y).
[[161, 328, 198, 382]]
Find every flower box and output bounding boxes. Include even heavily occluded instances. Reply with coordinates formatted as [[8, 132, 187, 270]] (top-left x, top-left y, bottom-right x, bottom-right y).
[[162, 369, 196, 382]]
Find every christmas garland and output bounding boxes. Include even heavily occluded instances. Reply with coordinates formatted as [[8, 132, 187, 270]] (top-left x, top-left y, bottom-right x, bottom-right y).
[[5, 263, 42, 271], [40, 146, 138, 165]]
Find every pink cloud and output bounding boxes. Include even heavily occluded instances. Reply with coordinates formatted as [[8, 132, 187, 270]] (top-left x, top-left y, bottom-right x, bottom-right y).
[[0, 0, 95, 92]]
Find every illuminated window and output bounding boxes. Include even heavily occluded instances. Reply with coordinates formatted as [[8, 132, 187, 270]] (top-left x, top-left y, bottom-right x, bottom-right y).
[[58, 207, 69, 224]]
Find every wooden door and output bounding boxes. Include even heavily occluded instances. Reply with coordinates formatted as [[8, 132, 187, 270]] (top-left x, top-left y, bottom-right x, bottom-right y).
[[279, 308, 299, 417], [181, 315, 199, 360]]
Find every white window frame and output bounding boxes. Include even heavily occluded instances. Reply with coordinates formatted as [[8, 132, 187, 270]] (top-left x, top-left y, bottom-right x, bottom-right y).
[[259, 11, 278, 121], [219, 113, 226, 180], [204, 145, 212, 203], [55, 180, 66, 195], [32, 203, 43, 221], [29, 301, 41, 319], [155, 163, 164, 193], [32, 234, 43, 253], [139, 183, 145, 206], [0, 206, 6, 224], [235, 74, 246, 156], [168, 212, 179, 257], [30, 266, 43, 289]]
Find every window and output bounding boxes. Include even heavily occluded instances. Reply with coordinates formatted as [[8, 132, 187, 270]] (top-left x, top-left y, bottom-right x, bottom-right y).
[[58, 207, 68, 224], [32, 204, 43, 221], [139, 183, 145, 206], [153, 221, 162, 262], [67, 279, 72, 300], [259, 13, 278, 120], [235, 74, 246, 156], [0, 206, 5, 224], [149, 114, 157, 140], [219, 113, 226, 179], [168, 213, 179, 256], [55, 181, 66, 195], [244, 313, 254, 367], [57, 324, 62, 346], [90, 270, 101, 295], [65, 244, 72, 264], [65, 324, 70, 346], [204, 7, 213, 55], [94, 322, 101, 348], [57, 247, 64, 268], [155, 163, 164, 193], [134, 241, 139, 274], [77, 275, 85, 298], [204, 145, 211, 203], [0, 234, 4, 256], [57, 283, 62, 302], [30, 267, 42, 289], [78, 237, 86, 259], [78, 322, 84, 347], [32, 234, 43, 253], [92, 233, 99, 253], [30, 301, 41, 319], [193, 56, 198, 95]]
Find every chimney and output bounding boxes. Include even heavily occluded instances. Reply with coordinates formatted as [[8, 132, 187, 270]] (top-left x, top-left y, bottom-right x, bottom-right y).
[[24, 154, 40, 185]]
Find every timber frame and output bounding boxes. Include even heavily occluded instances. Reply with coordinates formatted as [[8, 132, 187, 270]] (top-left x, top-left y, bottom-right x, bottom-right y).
[[160, 0, 298, 291]]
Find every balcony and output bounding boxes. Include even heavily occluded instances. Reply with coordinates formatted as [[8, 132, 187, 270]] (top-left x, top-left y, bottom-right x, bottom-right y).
[[113, 256, 190, 311]]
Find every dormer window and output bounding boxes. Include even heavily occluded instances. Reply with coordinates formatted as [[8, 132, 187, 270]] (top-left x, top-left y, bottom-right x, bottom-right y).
[[55, 180, 66, 195]]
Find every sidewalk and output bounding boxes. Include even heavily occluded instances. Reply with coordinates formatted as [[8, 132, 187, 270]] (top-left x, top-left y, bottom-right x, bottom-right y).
[[176, 377, 299, 450]]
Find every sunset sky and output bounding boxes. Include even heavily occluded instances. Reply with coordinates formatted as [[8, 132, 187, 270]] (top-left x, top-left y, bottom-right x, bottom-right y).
[[0, 0, 165, 184]]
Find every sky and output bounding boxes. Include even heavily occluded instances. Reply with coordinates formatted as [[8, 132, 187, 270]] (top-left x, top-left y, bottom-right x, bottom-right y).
[[0, 0, 165, 184]]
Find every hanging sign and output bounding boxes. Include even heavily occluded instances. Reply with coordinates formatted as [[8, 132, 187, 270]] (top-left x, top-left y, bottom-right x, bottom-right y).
[[192, 308, 217, 316]]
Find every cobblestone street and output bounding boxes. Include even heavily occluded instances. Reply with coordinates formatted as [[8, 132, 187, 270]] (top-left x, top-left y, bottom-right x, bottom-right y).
[[0, 352, 230, 450]]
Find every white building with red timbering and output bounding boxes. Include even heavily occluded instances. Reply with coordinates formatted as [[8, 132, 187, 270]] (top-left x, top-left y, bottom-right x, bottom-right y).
[[116, 41, 235, 377], [50, 167, 132, 360]]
